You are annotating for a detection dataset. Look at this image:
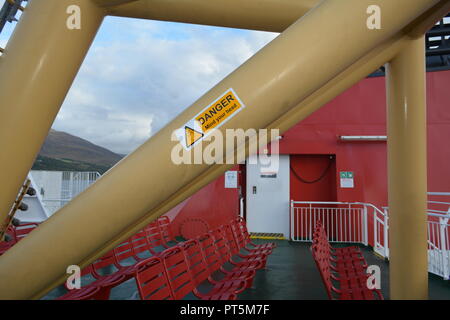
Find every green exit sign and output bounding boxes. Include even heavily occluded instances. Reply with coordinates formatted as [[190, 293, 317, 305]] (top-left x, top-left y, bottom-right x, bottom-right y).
[[340, 171, 354, 179]]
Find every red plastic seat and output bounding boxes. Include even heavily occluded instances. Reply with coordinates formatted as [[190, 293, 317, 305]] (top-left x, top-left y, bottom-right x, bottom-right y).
[[14, 223, 39, 240], [181, 238, 255, 289], [85, 250, 129, 298], [130, 229, 159, 257], [144, 222, 170, 253], [220, 225, 268, 269], [0, 223, 39, 256], [161, 246, 241, 300], [311, 222, 383, 300], [135, 257, 174, 300], [229, 220, 273, 256], [59, 261, 124, 300], [232, 217, 276, 251], [157, 216, 178, 247], [57, 285, 103, 300]]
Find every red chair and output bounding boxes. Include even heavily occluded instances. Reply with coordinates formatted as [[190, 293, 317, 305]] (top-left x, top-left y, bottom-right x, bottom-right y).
[[144, 222, 170, 254], [198, 232, 258, 288], [220, 225, 268, 269], [181, 238, 255, 289], [232, 217, 276, 251], [57, 285, 103, 300], [135, 257, 174, 300], [157, 216, 178, 247], [311, 222, 383, 300], [14, 223, 39, 240], [161, 246, 241, 300], [59, 261, 124, 300], [0, 223, 39, 256], [229, 220, 273, 256], [130, 229, 158, 258]]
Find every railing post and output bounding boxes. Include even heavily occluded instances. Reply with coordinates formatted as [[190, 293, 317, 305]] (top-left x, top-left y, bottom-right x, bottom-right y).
[[363, 205, 368, 246], [290, 200, 294, 241], [439, 217, 449, 280], [384, 213, 389, 259]]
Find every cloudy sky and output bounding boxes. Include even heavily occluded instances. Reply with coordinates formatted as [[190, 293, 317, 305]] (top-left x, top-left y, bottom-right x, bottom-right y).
[[0, 1, 278, 154]]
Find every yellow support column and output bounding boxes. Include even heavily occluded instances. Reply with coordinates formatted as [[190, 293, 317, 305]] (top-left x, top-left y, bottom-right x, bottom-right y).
[[0, 0, 105, 225], [386, 36, 428, 300]]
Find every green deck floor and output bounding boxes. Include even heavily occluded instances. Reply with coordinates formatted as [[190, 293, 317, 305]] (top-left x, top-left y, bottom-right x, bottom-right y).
[[45, 240, 450, 300]]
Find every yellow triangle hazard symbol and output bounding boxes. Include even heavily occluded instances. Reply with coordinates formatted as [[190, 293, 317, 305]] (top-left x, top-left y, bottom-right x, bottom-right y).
[[185, 126, 204, 147]]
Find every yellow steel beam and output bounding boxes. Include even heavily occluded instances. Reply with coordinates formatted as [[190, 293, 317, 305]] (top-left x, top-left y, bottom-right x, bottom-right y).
[[0, 1, 106, 226], [405, 0, 450, 37], [0, 0, 444, 300], [104, 0, 320, 33], [387, 36, 428, 300], [93, 0, 138, 8]]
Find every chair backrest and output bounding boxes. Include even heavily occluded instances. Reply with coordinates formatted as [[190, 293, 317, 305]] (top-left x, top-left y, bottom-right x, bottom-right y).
[[144, 222, 166, 249], [135, 257, 174, 300], [113, 238, 138, 266], [180, 239, 210, 285], [229, 219, 248, 250], [2, 225, 17, 244], [311, 222, 334, 299], [14, 223, 39, 240], [311, 242, 333, 299], [222, 224, 240, 255], [312, 222, 330, 251], [234, 217, 252, 243], [131, 230, 157, 256], [209, 227, 232, 264], [158, 216, 175, 244], [90, 249, 119, 278], [197, 232, 224, 274], [161, 246, 195, 300]]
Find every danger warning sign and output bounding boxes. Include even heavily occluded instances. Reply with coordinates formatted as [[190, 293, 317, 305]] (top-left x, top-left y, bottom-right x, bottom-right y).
[[185, 126, 204, 147], [176, 88, 246, 150]]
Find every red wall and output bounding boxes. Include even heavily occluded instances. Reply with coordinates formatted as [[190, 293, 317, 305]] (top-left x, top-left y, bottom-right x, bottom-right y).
[[167, 70, 450, 240], [290, 154, 337, 202], [167, 170, 240, 238], [282, 70, 450, 206]]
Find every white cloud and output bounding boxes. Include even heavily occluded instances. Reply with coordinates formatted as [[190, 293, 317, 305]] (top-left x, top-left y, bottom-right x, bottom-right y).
[[53, 17, 278, 154]]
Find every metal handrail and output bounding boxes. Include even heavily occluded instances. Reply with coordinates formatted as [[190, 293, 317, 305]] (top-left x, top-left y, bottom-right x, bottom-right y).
[[291, 200, 450, 280], [292, 200, 387, 217]]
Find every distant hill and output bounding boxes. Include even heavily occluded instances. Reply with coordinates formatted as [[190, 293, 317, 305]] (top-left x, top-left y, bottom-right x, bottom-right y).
[[32, 129, 123, 174]]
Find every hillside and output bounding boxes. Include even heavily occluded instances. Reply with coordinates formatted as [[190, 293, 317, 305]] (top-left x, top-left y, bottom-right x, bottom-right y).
[[32, 129, 123, 174]]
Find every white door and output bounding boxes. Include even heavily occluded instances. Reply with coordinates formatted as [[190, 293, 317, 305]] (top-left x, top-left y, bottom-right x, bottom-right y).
[[246, 155, 290, 238]]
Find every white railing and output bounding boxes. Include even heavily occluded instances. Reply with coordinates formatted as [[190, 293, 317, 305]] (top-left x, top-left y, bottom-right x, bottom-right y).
[[290, 201, 369, 245], [426, 213, 450, 280], [30, 171, 101, 216], [290, 199, 450, 280], [61, 171, 100, 200]]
